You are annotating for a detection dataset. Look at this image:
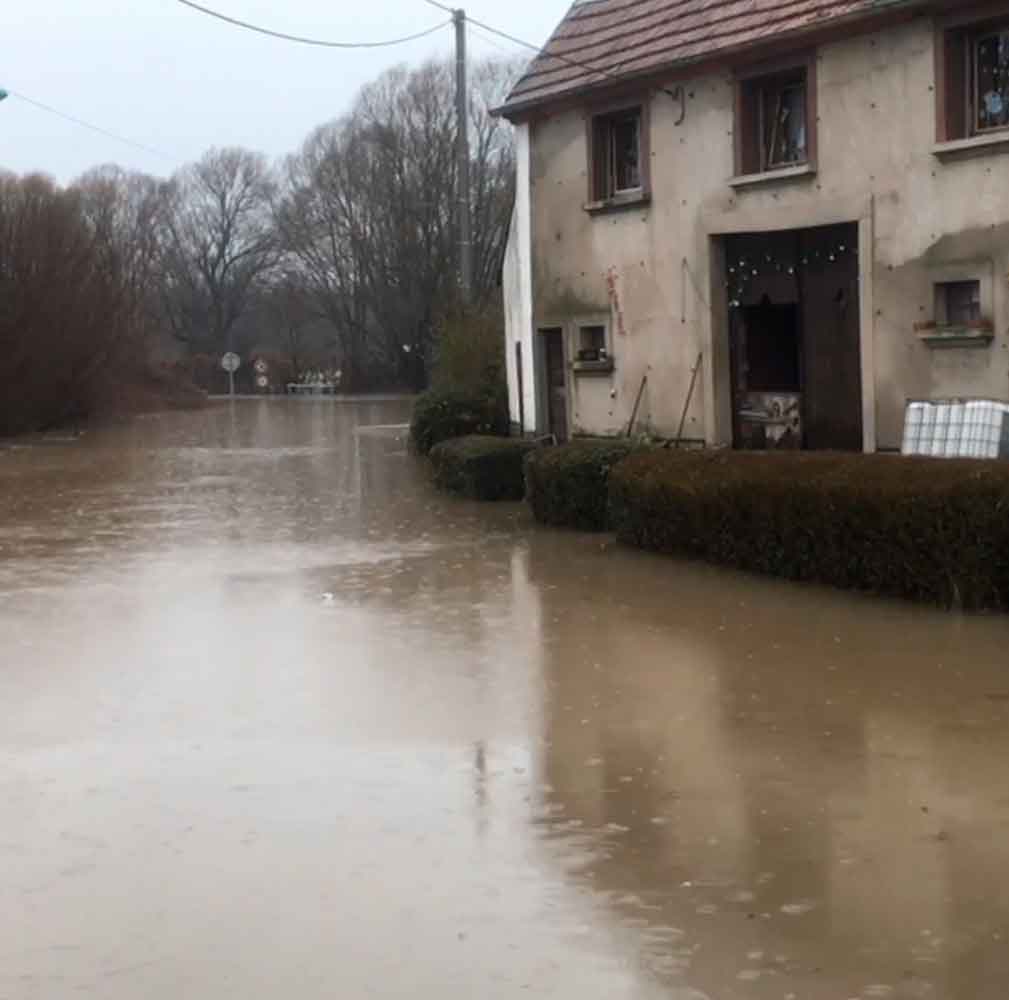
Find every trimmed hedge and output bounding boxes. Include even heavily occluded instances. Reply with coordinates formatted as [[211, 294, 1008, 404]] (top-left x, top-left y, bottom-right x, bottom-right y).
[[410, 388, 508, 456], [609, 450, 1009, 610], [525, 439, 637, 531], [430, 436, 538, 501]]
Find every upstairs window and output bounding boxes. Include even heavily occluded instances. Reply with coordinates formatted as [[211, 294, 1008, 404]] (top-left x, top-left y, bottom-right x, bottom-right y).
[[736, 60, 815, 176], [588, 105, 648, 205], [761, 76, 808, 168], [974, 28, 1009, 132], [939, 17, 1009, 140]]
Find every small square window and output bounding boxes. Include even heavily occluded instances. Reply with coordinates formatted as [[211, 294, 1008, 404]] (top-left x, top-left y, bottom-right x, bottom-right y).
[[591, 107, 644, 202], [936, 280, 982, 327], [737, 65, 811, 175], [577, 325, 607, 361]]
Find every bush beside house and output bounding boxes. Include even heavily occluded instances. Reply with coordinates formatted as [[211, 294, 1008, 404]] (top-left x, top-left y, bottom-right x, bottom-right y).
[[525, 439, 637, 531], [410, 389, 509, 456], [430, 436, 538, 501], [411, 304, 509, 456], [609, 450, 1009, 610]]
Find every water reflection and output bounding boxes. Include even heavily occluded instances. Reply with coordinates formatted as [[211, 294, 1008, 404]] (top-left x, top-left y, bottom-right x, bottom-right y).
[[2, 400, 1008, 999], [525, 536, 1009, 999]]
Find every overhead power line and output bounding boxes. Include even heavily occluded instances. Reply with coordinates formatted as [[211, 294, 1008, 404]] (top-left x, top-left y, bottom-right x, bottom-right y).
[[176, 0, 452, 49], [5, 90, 177, 165], [468, 23, 520, 57], [419, 0, 623, 83]]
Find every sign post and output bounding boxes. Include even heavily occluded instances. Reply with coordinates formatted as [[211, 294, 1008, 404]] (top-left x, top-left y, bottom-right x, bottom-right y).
[[253, 358, 269, 394], [221, 352, 241, 397]]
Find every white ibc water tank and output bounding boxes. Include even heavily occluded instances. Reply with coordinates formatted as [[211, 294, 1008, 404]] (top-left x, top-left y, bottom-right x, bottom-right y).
[[944, 402, 965, 457], [902, 399, 1009, 460]]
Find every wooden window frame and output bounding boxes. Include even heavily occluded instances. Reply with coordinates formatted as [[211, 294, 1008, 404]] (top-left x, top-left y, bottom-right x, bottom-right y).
[[570, 316, 614, 375], [936, 4, 1009, 143], [917, 260, 996, 347], [577, 324, 608, 360], [972, 26, 1009, 133], [585, 97, 651, 210], [734, 53, 818, 178], [936, 279, 982, 327]]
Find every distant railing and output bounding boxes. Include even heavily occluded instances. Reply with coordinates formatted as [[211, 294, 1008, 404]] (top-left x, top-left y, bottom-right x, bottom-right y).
[[287, 382, 340, 396]]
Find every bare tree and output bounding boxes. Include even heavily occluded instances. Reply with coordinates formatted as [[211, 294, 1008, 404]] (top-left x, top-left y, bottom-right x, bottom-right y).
[[275, 122, 371, 389], [261, 267, 316, 377], [0, 56, 521, 432], [277, 57, 519, 391], [0, 173, 141, 432], [75, 165, 171, 350], [469, 59, 520, 299], [160, 147, 278, 355]]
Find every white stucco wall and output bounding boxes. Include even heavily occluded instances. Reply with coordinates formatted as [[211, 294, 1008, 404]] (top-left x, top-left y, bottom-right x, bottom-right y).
[[503, 123, 537, 434], [517, 13, 1009, 450]]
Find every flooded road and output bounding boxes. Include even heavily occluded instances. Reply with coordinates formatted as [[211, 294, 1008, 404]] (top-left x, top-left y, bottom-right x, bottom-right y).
[[2, 400, 1009, 1000]]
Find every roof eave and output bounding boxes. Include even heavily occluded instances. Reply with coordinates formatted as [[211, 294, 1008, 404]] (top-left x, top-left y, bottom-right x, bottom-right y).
[[494, 0, 933, 122]]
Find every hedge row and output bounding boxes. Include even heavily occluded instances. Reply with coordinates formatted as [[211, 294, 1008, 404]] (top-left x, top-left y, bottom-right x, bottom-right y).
[[429, 435, 538, 501], [524, 439, 637, 531], [608, 450, 1009, 610]]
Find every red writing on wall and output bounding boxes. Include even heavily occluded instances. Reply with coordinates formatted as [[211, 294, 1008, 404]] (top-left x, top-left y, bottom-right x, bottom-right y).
[[606, 267, 627, 337]]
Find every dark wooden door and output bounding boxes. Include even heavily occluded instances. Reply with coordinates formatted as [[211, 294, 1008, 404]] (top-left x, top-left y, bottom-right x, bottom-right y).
[[543, 329, 568, 442], [725, 224, 862, 451], [799, 223, 862, 451]]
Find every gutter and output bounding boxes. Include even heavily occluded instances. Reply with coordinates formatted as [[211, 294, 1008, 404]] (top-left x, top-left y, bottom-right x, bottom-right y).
[[494, 0, 933, 121]]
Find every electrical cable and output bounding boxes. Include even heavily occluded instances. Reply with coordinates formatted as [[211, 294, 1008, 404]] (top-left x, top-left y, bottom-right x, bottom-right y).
[[468, 23, 520, 57], [176, 0, 452, 49], [5, 89, 177, 164], [419, 0, 624, 83]]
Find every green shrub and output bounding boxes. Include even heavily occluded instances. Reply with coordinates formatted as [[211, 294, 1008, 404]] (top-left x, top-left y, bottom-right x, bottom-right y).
[[411, 303, 509, 455], [430, 435, 538, 501], [609, 450, 1009, 610], [431, 303, 506, 397], [525, 439, 637, 531], [410, 389, 509, 456]]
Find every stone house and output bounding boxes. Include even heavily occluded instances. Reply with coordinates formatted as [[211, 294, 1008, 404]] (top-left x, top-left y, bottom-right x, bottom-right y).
[[499, 0, 1009, 450]]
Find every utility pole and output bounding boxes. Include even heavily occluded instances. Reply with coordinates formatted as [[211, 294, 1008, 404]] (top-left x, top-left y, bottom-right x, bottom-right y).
[[453, 8, 473, 305]]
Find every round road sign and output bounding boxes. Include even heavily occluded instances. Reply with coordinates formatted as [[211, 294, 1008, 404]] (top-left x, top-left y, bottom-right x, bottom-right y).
[[254, 358, 268, 375], [256, 375, 269, 389], [221, 352, 241, 374]]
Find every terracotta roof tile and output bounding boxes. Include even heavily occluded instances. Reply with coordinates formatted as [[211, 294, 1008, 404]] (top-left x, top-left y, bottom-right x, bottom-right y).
[[501, 0, 925, 115]]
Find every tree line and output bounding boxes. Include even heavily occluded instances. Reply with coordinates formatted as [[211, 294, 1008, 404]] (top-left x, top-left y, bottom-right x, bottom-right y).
[[0, 57, 518, 433]]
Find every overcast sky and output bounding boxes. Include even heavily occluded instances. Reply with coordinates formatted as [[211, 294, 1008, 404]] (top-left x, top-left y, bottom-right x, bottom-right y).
[[1, 0, 567, 183]]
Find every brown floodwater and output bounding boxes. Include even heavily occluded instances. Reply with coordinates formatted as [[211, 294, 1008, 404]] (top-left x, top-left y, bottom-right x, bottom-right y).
[[2, 399, 1009, 1000]]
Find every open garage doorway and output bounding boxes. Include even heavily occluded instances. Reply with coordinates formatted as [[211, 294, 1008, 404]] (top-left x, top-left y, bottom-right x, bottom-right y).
[[725, 223, 862, 451]]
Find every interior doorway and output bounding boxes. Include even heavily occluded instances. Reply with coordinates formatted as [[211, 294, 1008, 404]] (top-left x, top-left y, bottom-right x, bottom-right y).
[[732, 300, 802, 449], [724, 223, 862, 451]]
